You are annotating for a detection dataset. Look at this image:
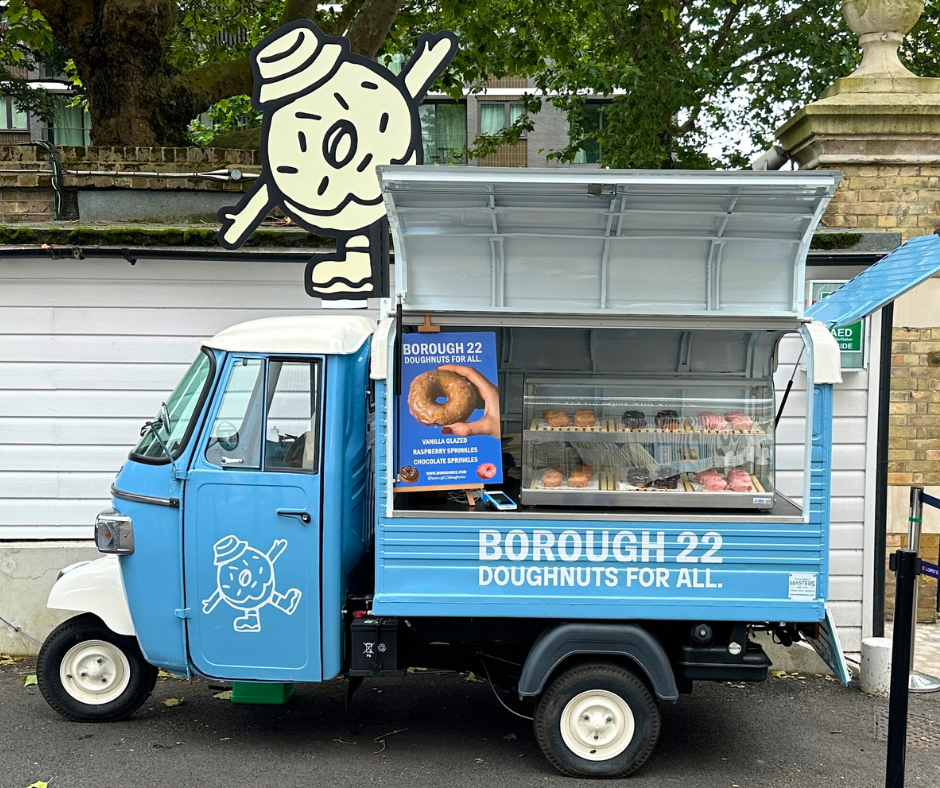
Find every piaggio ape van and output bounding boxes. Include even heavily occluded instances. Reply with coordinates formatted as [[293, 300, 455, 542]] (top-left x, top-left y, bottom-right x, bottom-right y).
[[36, 168, 940, 778]]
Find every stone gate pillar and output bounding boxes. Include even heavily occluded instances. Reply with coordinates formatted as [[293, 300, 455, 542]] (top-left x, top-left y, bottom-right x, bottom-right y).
[[776, 0, 940, 624]]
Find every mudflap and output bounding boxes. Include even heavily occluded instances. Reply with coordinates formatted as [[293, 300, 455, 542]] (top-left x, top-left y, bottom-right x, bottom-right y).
[[800, 605, 852, 686]]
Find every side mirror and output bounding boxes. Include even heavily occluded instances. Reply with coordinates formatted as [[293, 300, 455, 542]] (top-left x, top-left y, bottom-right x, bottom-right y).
[[159, 402, 171, 433]]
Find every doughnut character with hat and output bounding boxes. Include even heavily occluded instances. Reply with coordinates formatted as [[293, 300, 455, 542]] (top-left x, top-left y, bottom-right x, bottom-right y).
[[201, 534, 302, 633], [217, 20, 458, 301]]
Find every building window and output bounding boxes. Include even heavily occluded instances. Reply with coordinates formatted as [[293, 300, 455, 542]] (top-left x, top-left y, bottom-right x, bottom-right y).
[[480, 101, 523, 135], [46, 97, 91, 146], [0, 97, 28, 131], [377, 52, 406, 76], [573, 103, 607, 164], [419, 101, 467, 164]]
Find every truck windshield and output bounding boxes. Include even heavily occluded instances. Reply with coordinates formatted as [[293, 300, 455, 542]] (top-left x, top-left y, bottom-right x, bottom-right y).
[[131, 349, 214, 462]]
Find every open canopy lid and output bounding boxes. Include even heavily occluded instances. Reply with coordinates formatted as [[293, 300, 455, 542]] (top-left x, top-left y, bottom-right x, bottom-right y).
[[379, 167, 840, 320], [806, 233, 940, 328]]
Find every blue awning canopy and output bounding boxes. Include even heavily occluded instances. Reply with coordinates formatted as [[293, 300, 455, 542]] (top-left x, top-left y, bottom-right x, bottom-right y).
[[806, 234, 940, 328]]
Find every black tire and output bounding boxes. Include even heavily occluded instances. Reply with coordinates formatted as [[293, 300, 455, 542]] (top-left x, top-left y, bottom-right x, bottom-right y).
[[534, 662, 661, 778], [37, 614, 158, 722]]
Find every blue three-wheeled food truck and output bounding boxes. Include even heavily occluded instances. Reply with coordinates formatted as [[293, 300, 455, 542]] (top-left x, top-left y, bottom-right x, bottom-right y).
[[35, 168, 940, 777]]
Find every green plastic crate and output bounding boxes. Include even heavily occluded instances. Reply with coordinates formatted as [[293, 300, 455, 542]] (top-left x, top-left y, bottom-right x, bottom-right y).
[[230, 682, 295, 705]]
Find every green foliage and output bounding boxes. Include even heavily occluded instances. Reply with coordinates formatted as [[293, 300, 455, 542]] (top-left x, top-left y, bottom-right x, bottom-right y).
[[10, 0, 940, 162], [189, 95, 261, 145], [166, 1, 285, 74], [387, 0, 855, 168], [0, 0, 71, 123], [391, 0, 938, 168]]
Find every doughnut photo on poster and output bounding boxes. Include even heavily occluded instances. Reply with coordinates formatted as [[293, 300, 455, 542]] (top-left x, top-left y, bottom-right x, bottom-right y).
[[397, 333, 502, 490]]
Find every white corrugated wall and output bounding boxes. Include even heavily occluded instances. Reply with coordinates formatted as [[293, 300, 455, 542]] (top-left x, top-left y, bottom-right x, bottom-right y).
[[0, 254, 878, 654], [0, 254, 362, 539]]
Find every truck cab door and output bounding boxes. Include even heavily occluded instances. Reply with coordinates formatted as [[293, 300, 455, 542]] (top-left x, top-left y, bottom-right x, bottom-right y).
[[184, 355, 324, 681]]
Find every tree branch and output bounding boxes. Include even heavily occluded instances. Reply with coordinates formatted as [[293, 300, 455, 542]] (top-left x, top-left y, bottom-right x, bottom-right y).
[[182, 57, 254, 115], [25, 0, 92, 40], [278, 0, 319, 26], [708, 2, 744, 61], [735, 46, 789, 72], [672, 105, 702, 136], [345, 0, 404, 58], [326, 0, 367, 37]]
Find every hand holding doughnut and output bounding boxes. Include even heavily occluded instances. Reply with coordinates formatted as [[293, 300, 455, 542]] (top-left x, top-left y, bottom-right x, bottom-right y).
[[436, 364, 501, 439]]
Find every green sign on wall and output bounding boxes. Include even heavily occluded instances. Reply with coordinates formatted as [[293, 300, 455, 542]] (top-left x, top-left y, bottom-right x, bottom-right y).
[[809, 281, 866, 370], [830, 320, 863, 352]]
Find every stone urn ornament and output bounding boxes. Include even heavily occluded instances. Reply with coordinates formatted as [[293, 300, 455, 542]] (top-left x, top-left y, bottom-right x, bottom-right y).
[[217, 21, 458, 301], [842, 0, 924, 77]]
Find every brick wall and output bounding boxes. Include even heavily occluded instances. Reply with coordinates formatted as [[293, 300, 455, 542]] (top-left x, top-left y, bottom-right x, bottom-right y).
[[0, 145, 260, 223], [888, 327, 940, 487], [0, 145, 56, 221], [822, 164, 940, 241], [821, 162, 940, 624]]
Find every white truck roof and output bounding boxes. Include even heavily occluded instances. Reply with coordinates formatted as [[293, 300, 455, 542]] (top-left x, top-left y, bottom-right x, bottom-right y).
[[206, 315, 376, 355]]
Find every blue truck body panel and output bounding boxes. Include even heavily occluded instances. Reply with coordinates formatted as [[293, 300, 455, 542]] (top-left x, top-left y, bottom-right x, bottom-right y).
[[114, 349, 225, 675], [372, 377, 834, 625], [115, 345, 372, 682]]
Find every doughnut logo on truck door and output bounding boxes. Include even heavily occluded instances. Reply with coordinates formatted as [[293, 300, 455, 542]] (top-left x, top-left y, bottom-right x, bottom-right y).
[[217, 20, 458, 301]]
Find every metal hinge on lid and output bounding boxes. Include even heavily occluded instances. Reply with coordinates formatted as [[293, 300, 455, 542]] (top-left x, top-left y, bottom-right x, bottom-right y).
[[174, 608, 192, 619]]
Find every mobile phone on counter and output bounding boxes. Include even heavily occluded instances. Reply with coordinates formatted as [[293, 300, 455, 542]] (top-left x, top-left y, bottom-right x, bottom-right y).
[[482, 491, 517, 511]]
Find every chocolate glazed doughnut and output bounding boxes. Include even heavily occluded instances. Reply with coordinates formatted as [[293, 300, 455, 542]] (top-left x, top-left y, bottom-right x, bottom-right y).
[[408, 370, 479, 426]]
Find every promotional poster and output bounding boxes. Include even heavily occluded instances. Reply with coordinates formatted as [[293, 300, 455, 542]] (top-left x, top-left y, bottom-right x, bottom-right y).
[[397, 332, 502, 490]]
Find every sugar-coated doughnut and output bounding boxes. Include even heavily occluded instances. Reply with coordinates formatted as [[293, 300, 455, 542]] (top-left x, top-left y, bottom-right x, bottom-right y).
[[573, 409, 596, 428], [542, 409, 570, 427], [408, 370, 478, 426], [567, 465, 594, 487]]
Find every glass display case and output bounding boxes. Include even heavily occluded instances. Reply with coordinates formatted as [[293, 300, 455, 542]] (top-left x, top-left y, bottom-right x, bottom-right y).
[[521, 376, 776, 509]]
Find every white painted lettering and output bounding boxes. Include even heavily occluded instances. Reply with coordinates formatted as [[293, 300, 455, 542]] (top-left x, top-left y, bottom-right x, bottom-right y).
[[532, 530, 555, 562], [558, 530, 583, 562], [585, 530, 609, 562], [613, 530, 637, 562], [504, 530, 529, 562], [641, 531, 666, 563], [479, 530, 502, 561]]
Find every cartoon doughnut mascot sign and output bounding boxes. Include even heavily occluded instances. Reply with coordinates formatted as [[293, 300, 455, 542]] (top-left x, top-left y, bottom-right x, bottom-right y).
[[217, 21, 458, 300]]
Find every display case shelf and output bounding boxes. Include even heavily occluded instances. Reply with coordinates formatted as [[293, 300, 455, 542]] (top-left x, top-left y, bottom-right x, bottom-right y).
[[521, 376, 776, 510]]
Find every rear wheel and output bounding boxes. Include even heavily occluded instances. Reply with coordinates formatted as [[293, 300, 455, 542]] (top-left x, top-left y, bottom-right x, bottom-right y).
[[37, 614, 157, 722], [534, 662, 660, 778]]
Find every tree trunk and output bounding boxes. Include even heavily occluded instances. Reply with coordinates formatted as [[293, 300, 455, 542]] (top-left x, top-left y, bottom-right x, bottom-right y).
[[27, 0, 201, 146], [27, 0, 404, 146]]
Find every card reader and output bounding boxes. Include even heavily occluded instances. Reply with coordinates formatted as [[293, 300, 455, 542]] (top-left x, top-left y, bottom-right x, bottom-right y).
[[482, 491, 517, 511]]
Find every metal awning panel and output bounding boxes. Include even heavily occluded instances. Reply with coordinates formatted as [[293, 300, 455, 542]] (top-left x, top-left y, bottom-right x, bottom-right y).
[[379, 167, 841, 318], [805, 233, 940, 328]]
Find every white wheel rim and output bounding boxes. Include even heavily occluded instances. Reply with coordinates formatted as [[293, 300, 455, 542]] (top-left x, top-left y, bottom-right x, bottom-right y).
[[560, 689, 636, 761], [59, 639, 131, 705]]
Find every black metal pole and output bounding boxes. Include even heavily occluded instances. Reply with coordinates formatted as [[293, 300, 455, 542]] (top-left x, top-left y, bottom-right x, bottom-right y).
[[885, 548, 919, 788], [874, 301, 894, 637], [775, 346, 804, 429]]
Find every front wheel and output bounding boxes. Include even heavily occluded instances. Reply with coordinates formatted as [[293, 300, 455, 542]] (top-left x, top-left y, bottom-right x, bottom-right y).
[[534, 662, 661, 778], [37, 614, 158, 722]]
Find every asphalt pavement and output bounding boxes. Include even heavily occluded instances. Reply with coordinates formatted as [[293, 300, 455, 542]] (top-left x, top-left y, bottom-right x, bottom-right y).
[[1, 659, 939, 788]]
